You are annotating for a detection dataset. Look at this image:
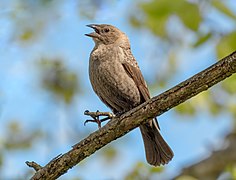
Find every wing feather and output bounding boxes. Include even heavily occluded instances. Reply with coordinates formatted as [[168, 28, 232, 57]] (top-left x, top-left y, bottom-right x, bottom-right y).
[[121, 52, 160, 130], [122, 61, 150, 101]]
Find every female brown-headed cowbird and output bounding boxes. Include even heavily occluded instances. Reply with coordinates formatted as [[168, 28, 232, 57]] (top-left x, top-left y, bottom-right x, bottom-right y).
[[85, 24, 173, 166]]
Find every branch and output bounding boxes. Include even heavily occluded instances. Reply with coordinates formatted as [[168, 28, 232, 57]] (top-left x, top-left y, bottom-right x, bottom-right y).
[[174, 132, 236, 180], [27, 51, 236, 179]]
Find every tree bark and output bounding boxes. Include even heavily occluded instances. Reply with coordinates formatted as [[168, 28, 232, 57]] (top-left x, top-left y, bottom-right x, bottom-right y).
[[27, 51, 236, 180]]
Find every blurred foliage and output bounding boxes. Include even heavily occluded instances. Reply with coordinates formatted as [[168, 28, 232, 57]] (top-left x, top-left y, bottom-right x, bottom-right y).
[[100, 146, 117, 163], [149, 51, 177, 90], [175, 90, 220, 116], [78, 0, 116, 19], [0, 121, 43, 179], [229, 104, 236, 121], [129, 1, 236, 178], [38, 59, 79, 104], [217, 31, 236, 59], [176, 175, 198, 180], [130, 0, 236, 116], [192, 32, 212, 48], [212, 0, 236, 19], [10, 0, 117, 43], [10, 0, 61, 44], [131, 0, 202, 38], [0, 0, 236, 179], [175, 100, 196, 115], [125, 161, 164, 180], [0, 153, 3, 169], [19, 29, 34, 41], [3, 121, 43, 150], [130, 0, 236, 58], [225, 163, 236, 180], [69, 178, 82, 180]]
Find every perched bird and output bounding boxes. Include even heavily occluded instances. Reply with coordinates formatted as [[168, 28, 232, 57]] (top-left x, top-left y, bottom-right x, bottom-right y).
[[85, 24, 173, 166]]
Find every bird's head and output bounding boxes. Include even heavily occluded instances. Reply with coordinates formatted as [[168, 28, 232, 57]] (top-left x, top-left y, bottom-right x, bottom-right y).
[[85, 24, 130, 48]]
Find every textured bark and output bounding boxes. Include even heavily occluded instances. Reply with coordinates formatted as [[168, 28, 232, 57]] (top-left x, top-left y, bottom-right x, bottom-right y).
[[27, 51, 236, 180]]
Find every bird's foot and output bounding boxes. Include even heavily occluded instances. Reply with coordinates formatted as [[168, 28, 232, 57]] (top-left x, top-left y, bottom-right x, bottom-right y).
[[84, 110, 115, 128]]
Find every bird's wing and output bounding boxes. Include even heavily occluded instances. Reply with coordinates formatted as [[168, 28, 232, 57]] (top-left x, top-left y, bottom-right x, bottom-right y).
[[121, 51, 150, 101], [122, 49, 160, 129]]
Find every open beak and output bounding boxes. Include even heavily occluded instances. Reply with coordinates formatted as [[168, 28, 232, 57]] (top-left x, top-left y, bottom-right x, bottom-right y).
[[85, 24, 100, 38]]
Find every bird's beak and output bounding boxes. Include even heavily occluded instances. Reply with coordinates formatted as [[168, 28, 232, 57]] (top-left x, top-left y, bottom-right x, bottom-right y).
[[85, 24, 100, 38]]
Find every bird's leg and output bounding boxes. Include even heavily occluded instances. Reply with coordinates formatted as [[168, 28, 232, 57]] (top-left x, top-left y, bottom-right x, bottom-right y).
[[84, 110, 115, 128]]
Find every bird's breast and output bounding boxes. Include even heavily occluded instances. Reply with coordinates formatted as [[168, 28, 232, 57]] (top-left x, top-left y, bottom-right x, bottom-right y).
[[89, 45, 141, 111]]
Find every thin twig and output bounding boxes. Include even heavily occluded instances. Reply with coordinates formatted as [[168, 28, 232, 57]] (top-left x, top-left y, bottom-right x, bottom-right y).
[[26, 161, 42, 171]]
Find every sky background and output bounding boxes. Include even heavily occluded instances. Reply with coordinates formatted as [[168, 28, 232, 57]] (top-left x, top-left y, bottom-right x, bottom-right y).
[[0, 0, 236, 179]]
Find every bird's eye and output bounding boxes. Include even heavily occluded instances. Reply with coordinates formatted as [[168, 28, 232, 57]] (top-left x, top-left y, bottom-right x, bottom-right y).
[[104, 28, 110, 33]]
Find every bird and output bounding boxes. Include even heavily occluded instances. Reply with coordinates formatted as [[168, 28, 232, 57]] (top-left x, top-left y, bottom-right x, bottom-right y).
[[85, 24, 173, 166]]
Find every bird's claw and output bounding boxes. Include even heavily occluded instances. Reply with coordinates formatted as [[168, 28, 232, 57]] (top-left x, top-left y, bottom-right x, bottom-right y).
[[84, 110, 115, 128], [84, 119, 102, 128]]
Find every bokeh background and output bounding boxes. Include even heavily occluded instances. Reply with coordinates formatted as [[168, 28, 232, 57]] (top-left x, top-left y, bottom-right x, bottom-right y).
[[0, 0, 236, 179]]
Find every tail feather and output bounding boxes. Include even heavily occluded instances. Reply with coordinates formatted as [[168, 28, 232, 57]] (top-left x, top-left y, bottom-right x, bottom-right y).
[[140, 120, 173, 166]]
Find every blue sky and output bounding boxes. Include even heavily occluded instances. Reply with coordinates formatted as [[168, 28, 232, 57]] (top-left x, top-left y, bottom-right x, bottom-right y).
[[0, 0, 235, 179]]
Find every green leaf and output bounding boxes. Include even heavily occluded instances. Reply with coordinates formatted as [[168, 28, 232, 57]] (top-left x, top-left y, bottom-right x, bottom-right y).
[[216, 31, 236, 59], [212, 0, 236, 19], [193, 32, 212, 47], [176, 2, 202, 31], [39, 59, 79, 104], [0, 152, 3, 168], [149, 166, 164, 173], [229, 104, 236, 121], [20, 29, 34, 41], [209, 102, 222, 115], [141, 0, 174, 18], [175, 101, 196, 115], [101, 146, 117, 162], [222, 74, 236, 94], [140, 0, 172, 38], [146, 16, 168, 37], [125, 161, 164, 180], [139, 0, 202, 37], [176, 175, 198, 180]]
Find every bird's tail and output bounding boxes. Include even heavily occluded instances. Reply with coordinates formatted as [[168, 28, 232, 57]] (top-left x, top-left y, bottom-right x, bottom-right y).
[[140, 119, 173, 166]]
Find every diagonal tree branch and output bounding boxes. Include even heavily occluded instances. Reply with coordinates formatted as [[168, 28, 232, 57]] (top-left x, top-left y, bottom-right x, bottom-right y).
[[27, 51, 236, 180]]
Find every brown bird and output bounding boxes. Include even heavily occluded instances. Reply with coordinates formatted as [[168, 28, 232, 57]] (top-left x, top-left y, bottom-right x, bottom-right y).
[[85, 24, 173, 166]]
